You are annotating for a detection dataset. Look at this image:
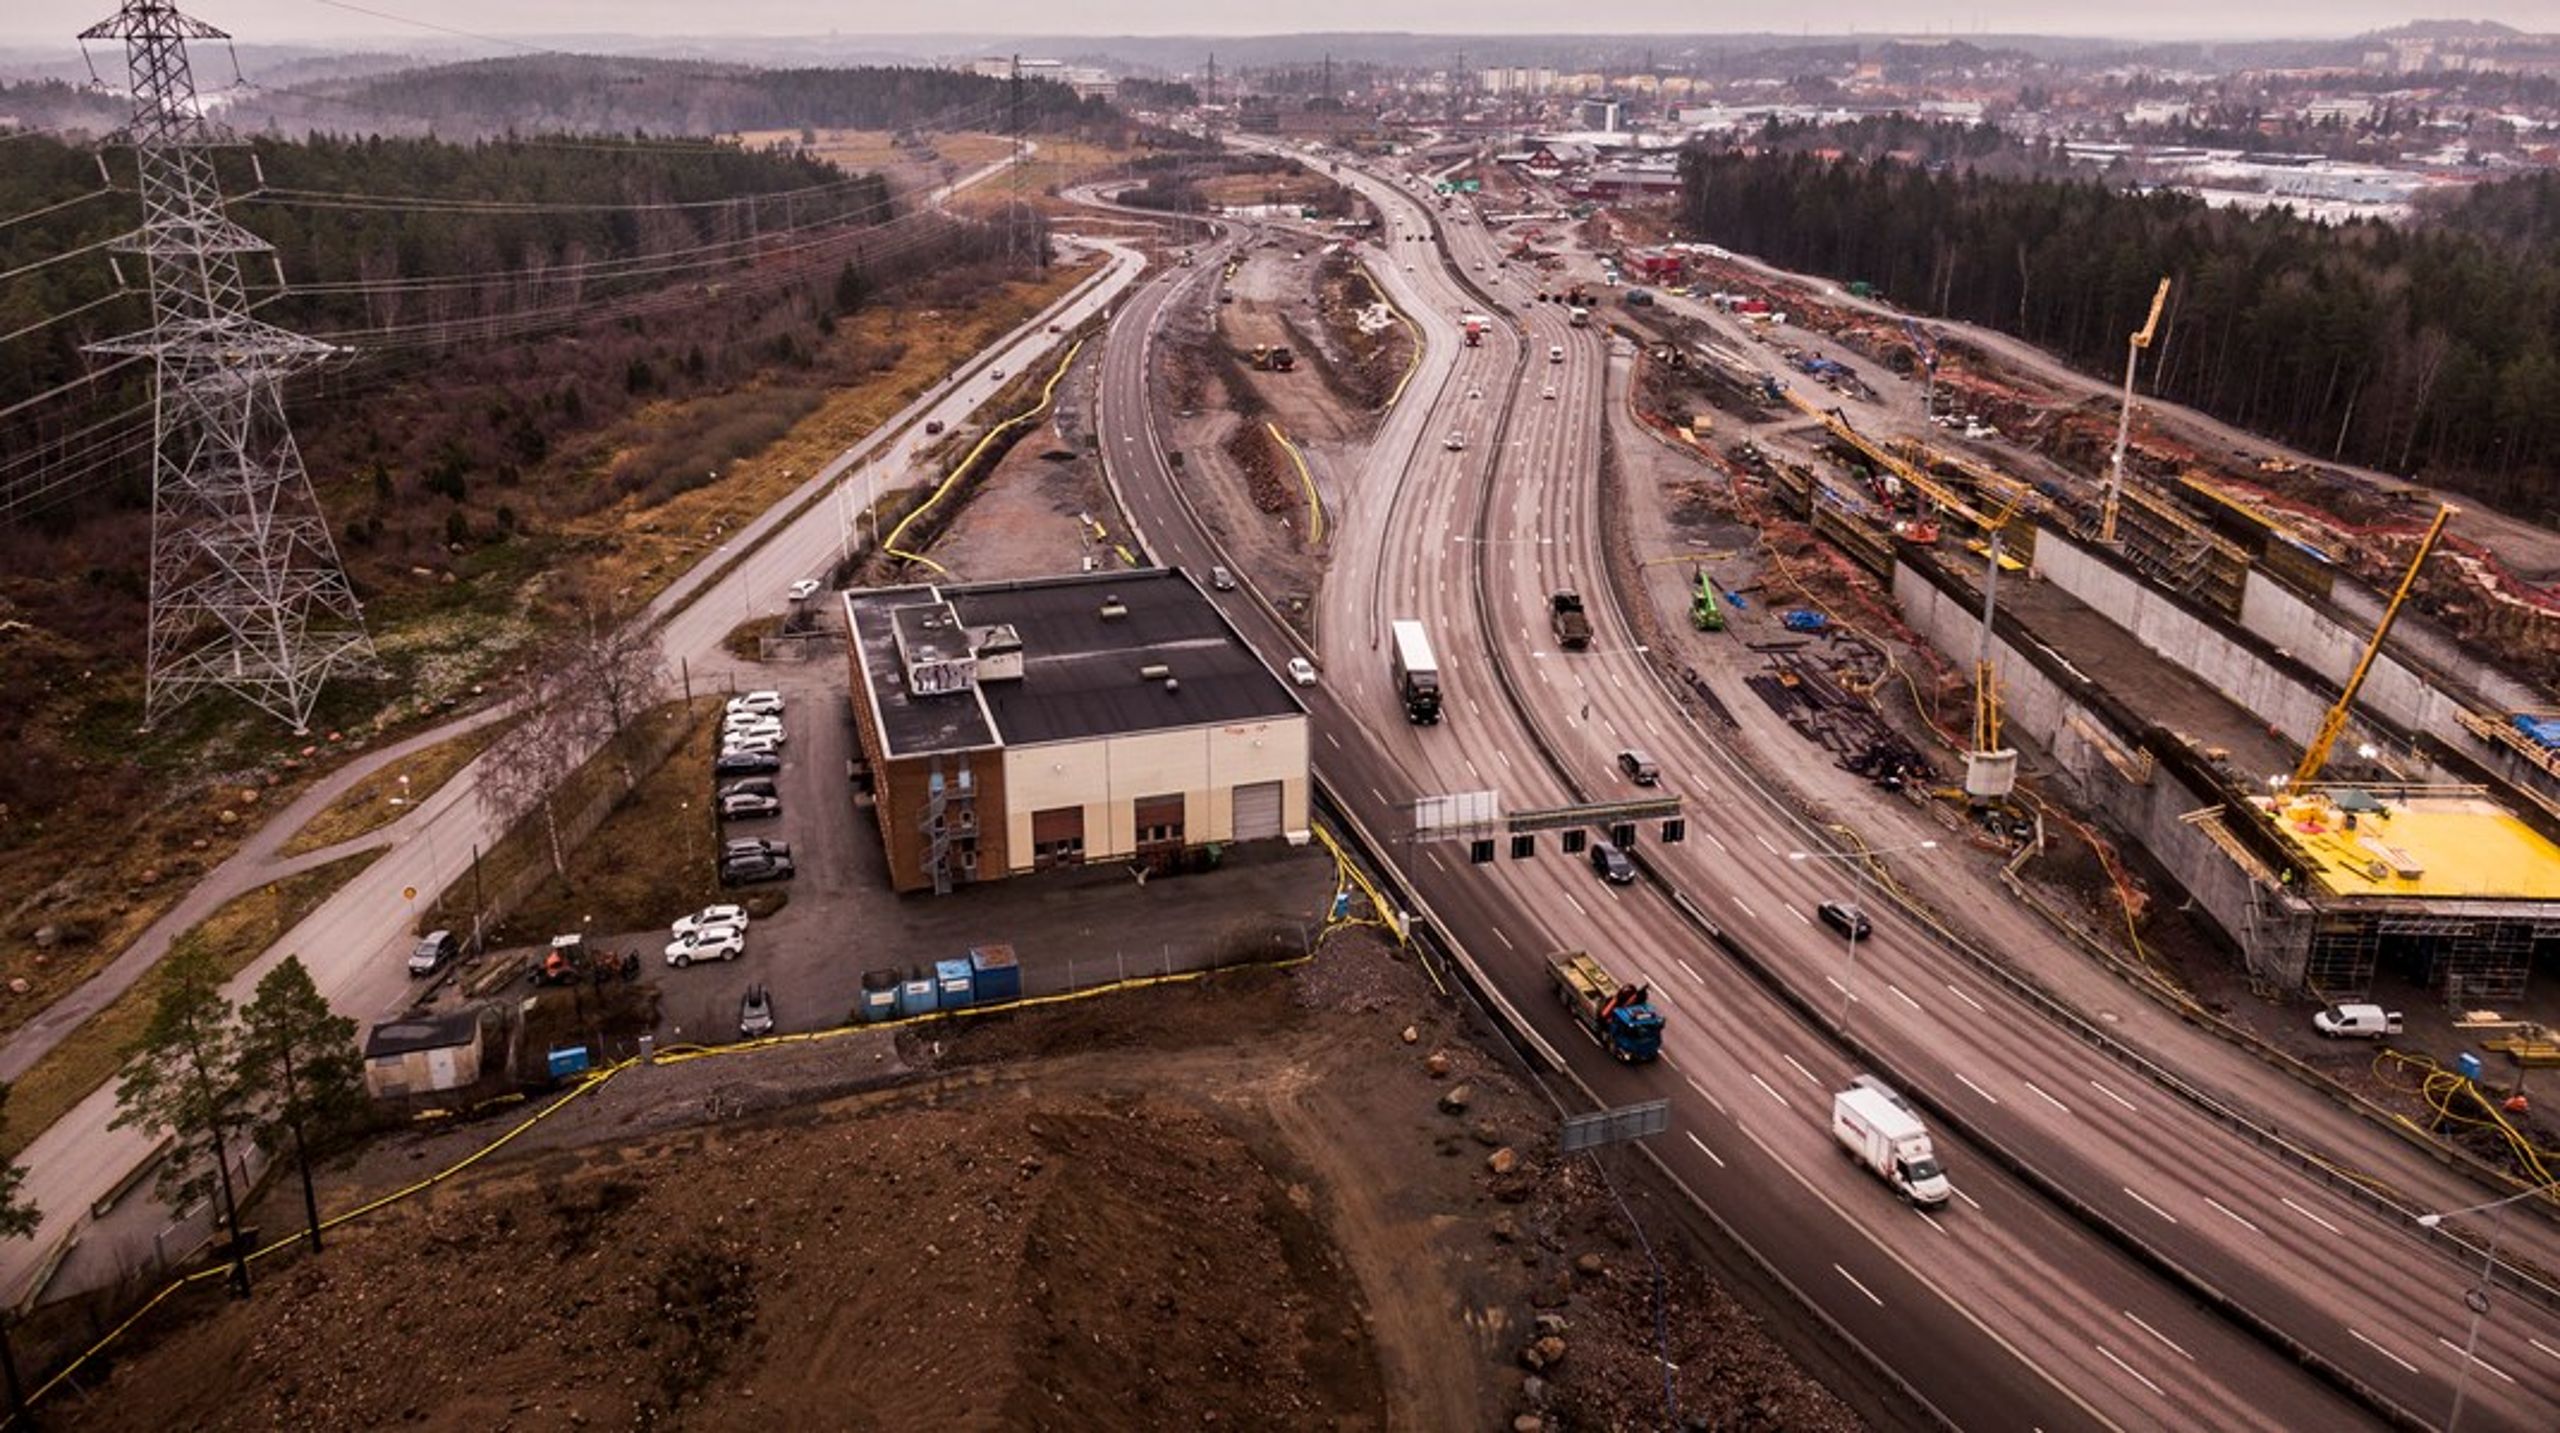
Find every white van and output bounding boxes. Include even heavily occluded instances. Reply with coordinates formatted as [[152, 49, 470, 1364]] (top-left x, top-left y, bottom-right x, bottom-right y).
[[2312, 1003, 2403, 1039], [1548, 344, 1565, 364]]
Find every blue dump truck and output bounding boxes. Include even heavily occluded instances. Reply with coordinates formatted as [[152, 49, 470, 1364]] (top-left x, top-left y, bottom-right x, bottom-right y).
[[1548, 950, 1665, 1063]]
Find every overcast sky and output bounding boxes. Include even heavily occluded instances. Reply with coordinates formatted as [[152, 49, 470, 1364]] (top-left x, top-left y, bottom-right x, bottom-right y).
[[4, 2, 2548, 48]]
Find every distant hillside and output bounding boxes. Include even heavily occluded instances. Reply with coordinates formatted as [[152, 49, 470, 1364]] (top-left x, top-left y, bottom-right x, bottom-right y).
[[270, 56, 1125, 142]]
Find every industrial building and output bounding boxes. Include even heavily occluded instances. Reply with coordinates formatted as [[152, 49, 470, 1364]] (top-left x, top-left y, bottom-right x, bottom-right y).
[[843, 569, 1311, 895]]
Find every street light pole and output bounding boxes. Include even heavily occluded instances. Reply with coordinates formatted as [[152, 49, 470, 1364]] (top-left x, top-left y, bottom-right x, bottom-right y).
[[1788, 838, 1939, 1036], [2418, 1178, 2560, 1431]]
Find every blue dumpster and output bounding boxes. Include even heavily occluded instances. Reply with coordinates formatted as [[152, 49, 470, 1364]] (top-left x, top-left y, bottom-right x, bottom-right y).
[[934, 958, 975, 1009], [969, 944, 1022, 1004]]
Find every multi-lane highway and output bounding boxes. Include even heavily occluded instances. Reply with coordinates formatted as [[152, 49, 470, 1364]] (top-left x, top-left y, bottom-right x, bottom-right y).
[[1097, 146, 2560, 1428]]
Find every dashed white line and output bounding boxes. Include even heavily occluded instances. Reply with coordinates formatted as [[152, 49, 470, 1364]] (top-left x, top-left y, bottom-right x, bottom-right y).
[[2121, 1187, 2180, 1226], [1685, 1131, 1725, 1169], [1790, 906, 1814, 926], [1753, 832, 1779, 855], [1733, 896, 1758, 919], [1424, 849, 1446, 872], [1915, 1209, 1949, 1237], [2281, 1196, 2343, 1236], [1887, 983, 1922, 1011], [1946, 984, 1987, 1014], [2123, 1311, 2195, 1361], [1834, 1265, 1884, 1308], [1370, 786, 1388, 805], [1324, 730, 1342, 750], [1491, 927, 1514, 950], [2093, 1345, 2164, 1399], [1685, 1077, 1728, 1117], [2205, 1198, 2263, 1235], [2529, 1336, 2560, 1363], [2089, 1079, 2139, 1113], [2023, 1081, 2072, 1115], [1748, 1073, 1791, 1109], [1564, 891, 1590, 918], [1674, 957, 1704, 985], [2348, 1329, 2419, 1374], [1781, 1054, 1822, 1089], [1701, 831, 1727, 853], [2435, 1338, 2516, 1385], [1465, 758, 1481, 779], [1953, 1071, 2001, 1105], [1949, 1184, 1982, 1211]]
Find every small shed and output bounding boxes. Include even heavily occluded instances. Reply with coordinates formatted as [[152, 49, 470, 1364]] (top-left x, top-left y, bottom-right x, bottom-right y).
[[363, 1006, 494, 1100]]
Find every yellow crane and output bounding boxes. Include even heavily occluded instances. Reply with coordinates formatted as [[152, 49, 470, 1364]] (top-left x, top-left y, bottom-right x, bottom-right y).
[[2288, 502, 2455, 790], [2100, 278, 2172, 546]]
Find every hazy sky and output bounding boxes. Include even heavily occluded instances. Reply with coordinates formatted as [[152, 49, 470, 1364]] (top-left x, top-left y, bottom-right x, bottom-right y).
[[3, 1, 2547, 47]]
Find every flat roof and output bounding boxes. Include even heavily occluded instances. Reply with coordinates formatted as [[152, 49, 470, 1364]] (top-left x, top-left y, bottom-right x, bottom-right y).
[[2257, 790, 2560, 902], [847, 569, 1301, 758], [363, 1007, 487, 1059]]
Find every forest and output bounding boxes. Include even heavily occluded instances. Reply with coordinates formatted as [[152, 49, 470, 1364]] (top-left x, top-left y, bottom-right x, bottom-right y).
[[1678, 152, 2560, 514]]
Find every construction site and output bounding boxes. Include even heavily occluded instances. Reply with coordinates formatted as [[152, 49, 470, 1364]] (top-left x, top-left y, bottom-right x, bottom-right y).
[[1619, 251, 2560, 1026]]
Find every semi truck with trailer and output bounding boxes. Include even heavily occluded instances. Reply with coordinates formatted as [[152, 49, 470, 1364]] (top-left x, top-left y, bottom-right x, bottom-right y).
[[1832, 1079, 1950, 1208], [1547, 951, 1665, 1063], [1389, 619, 1442, 724]]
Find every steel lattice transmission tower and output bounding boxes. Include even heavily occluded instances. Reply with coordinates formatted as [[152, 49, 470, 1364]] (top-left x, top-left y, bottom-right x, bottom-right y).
[[81, 1, 375, 733]]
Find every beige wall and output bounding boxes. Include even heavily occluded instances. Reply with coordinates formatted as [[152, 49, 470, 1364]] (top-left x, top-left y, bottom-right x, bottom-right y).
[[1002, 716, 1309, 871]]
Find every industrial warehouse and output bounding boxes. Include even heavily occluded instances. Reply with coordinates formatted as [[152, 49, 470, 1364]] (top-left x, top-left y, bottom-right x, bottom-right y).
[[842, 569, 1312, 894]]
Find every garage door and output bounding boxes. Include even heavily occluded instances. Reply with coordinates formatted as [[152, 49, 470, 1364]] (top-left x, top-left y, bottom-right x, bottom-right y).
[[1232, 780, 1283, 841]]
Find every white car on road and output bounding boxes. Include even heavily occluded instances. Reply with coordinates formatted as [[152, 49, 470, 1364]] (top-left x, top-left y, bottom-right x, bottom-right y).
[[672, 904, 749, 939], [1287, 657, 1317, 687], [665, 924, 746, 967], [786, 578, 823, 602]]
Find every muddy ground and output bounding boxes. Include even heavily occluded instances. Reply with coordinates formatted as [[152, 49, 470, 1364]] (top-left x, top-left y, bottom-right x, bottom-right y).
[[61, 931, 1858, 1433]]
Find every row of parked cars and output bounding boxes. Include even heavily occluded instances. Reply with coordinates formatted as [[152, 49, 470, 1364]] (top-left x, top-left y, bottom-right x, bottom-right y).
[[714, 690, 796, 887], [663, 902, 774, 1036]]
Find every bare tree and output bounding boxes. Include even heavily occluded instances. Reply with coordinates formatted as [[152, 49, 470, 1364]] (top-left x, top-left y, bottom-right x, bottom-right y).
[[479, 655, 600, 881], [559, 605, 668, 790]]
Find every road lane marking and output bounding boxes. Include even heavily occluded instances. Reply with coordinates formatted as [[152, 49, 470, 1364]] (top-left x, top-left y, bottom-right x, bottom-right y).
[[1753, 833, 1778, 855], [1674, 957, 1704, 985], [1887, 983, 1922, 1011], [2281, 1196, 2343, 1236], [1946, 984, 1987, 1013], [2023, 1081, 2072, 1115], [1645, 718, 1659, 735], [1685, 1131, 1725, 1169], [2348, 1329, 2418, 1374], [1953, 1071, 2000, 1105], [1685, 1077, 1727, 1116], [1424, 849, 1445, 871], [1748, 1073, 1790, 1110], [2093, 1345, 2164, 1398], [2435, 1338, 2516, 1385], [1834, 1265, 1884, 1308], [1491, 927, 1514, 950], [1791, 906, 1813, 925], [1324, 730, 1342, 750], [2121, 1187, 2180, 1226], [1466, 759, 1480, 778], [2205, 1198, 2263, 1235], [1781, 1054, 1822, 1089], [2089, 1079, 2139, 1113], [1370, 786, 1387, 805], [2529, 1337, 2560, 1363], [1949, 1184, 1981, 1211], [2123, 1312, 2194, 1361], [1564, 892, 1590, 918], [1733, 897, 1757, 919], [1702, 831, 1726, 852]]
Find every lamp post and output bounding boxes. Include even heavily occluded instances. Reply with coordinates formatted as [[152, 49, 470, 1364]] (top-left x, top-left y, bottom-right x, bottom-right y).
[[1787, 838, 1939, 1034], [2416, 1177, 2560, 1431]]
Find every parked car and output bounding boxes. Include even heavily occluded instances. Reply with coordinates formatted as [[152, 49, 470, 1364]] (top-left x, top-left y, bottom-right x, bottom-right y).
[[721, 733, 783, 757], [1616, 749, 1661, 786], [713, 749, 781, 777], [727, 690, 785, 717], [722, 837, 789, 860], [720, 852, 796, 887], [1287, 656, 1317, 687], [716, 778, 778, 803], [786, 578, 823, 602], [407, 929, 460, 977], [671, 904, 748, 939], [1817, 900, 1874, 939], [719, 790, 781, 820], [1588, 840, 1637, 886], [664, 924, 746, 967], [721, 721, 784, 747], [2313, 1003, 2404, 1039], [739, 983, 775, 1038]]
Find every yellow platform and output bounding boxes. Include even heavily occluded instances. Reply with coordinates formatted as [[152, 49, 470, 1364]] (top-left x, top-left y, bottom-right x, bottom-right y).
[[2258, 791, 2560, 901]]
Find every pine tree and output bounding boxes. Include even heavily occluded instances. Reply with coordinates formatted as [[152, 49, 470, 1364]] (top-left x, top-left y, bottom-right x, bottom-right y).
[[238, 957, 365, 1254], [111, 943, 253, 1297]]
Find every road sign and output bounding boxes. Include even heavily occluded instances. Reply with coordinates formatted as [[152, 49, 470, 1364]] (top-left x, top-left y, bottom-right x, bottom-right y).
[[1559, 1099, 1671, 1152]]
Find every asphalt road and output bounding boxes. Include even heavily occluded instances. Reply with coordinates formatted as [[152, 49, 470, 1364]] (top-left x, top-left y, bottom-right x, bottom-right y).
[[0, 235, 1148, 1310], [1105, 141, 2558, 1429]]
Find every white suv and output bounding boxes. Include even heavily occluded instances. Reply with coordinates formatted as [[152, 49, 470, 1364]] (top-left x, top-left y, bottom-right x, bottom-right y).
[[671, 904, 748, 939], [664, 924, 745, 967], [726, 690, 784, 717]]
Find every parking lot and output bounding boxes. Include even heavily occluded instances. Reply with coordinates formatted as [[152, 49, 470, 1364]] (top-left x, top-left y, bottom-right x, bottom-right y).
[[633, 652, 1340, 1044]]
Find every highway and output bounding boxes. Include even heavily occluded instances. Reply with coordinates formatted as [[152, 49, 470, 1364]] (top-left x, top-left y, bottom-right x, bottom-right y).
[[0, 236, 1146, 1310], [1098, 144, 2560, 1428]]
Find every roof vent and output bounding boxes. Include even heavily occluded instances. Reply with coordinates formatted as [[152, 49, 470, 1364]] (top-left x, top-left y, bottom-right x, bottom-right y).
[[1099, 595, 1128, 620], [1138, 663, 1170, 681]]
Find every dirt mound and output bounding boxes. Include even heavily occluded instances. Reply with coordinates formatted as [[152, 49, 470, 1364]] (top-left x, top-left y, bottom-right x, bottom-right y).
[[65, 1088, 1381, 1432]]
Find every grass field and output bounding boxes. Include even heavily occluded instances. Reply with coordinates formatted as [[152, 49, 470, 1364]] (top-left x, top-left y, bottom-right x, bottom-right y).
[[278, 718, 513, 858], [0, 848, 382, 1158]]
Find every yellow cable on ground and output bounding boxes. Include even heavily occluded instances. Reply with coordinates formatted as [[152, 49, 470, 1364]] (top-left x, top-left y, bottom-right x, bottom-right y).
[[1266, 421, 1325, 545], [881, 336, 1086, 572]]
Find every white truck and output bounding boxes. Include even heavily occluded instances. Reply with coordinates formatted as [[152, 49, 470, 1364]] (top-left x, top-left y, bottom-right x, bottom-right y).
[[1832, 1080, 1950, 1208]]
